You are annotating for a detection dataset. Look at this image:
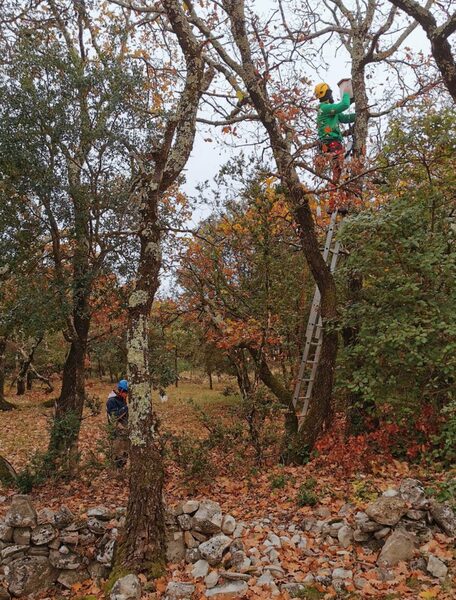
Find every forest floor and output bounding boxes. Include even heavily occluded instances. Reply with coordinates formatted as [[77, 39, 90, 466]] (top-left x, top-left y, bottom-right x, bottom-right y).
[[0, 378, 455, 599]]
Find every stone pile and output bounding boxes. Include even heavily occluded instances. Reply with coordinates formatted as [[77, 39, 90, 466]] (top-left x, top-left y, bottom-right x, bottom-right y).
[[1, 479, 453, 599], [162, 499, 312, 599], [0, 495, 120, 598], [163, 480, 454, 599]]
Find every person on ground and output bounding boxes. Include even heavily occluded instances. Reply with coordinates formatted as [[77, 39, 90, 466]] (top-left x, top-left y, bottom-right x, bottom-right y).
[[106, 379, 129, 468], [314, 81, 356, 213]]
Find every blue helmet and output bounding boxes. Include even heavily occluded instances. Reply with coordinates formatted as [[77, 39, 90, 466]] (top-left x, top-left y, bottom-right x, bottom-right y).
[[118, 379, 128, 392]]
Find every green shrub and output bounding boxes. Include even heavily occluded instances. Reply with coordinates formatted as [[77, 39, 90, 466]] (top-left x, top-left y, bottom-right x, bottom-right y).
[[270, 473, 287, 489], [432, 401, 456, 467], [425, 476, 456, 509], [297, 478, 318, 507], [166, 432, 215, 491]]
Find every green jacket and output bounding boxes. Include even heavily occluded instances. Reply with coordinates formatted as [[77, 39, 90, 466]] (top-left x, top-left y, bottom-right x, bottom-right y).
[[317, 92, 355, 142]]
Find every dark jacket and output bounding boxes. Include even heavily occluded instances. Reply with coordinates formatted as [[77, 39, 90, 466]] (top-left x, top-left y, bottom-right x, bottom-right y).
[[106, 391, 128, 425]]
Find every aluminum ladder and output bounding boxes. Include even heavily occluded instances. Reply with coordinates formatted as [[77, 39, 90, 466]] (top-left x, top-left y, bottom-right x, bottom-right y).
[[292, 210, 344, 427]]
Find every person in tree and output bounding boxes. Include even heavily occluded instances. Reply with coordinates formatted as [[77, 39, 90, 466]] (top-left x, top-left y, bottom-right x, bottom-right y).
[[106, 379, 129, 467], [314, 80, 356, 212]]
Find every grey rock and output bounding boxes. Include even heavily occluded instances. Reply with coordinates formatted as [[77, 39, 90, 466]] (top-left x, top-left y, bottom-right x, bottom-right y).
[[205, 580, 248, 598], [59, 545, 70, 554], [267, 532, 281, 548], [410, 557, 427, 572], [264, 564, 284, 577], [165, 581, 195, 600], [12, 528, 30, 546], [332, 568, 353, 579], [191, 559, 209, 578], [366, 496, 409, 526], [182, 500, 199, 514], [87, 506, 115, 521], [359, 520, 384, 533], [88, 561, 110, 581], [227, 549, 249, 571], [229, 539, 244, 554], [5, 556, 57, 597], [0, 524, 13, 543], [221, 515, 236, 535], [199, 534, 231, 566], [232, 522, 244, 538], [332, 578, 345, 593], [185, 548, 201, 563], [337, 525, 353, 548], [353, 529, 370, 542], [406, 509, 426, 521], [2, 552, 26, 565], [374, 527, 391, 540], [426, 555, 448, 579], [281, 582, 309, 595], [96, 539, 115, 566], [315, 575, 332, 586], [5, 496, 36, 529], [204, 571, 219, 588], [183, 531, 199, 548], [382, 489, 398, 498], [338, 503, 355, 516], [60, 529, 79, 545], [177, 514, 192, 531], [36, 508, 55, 525], [54, 505, 74, 529], [192, 500, 223, 534], [430, 501, 456, 537], [57, 569, 90, 589], [110, 574, 142, 600], [218, 571, 250, 582], [399, 479, 427, 508], [28, 547, 49, 558], [1, 545, 29, 560], [49, 549, 81, 570], [166, 530, 186, 562], [31, 524, 57, 546], [300, 518, 316, 532], [315, 506, 331, 519], [377, 530, 416, 567], [87, 517, 107, 535], [79, 531, 96, 546], [354, 577, 368, 590], [265, 547, 280, 562], [191, 530, 207, 542]]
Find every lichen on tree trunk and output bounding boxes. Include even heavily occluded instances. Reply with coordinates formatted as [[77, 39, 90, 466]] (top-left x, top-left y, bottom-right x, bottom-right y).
[[116, 180, 166, 573]]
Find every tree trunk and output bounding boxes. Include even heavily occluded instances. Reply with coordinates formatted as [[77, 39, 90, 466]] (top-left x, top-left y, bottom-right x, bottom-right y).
[[344, 55, 369, 434], [50, 320, 89, 467], [351, 57, 368, 159], [224, 1, 338, 452], [16, 337, 42, 396], [0, 338, 15, 410], [116, 181, 166, 574], [26, 370, 33, 390], [208, 368, 213, 390], [248, 345, 313, 464], [49, 157, 92, 470]]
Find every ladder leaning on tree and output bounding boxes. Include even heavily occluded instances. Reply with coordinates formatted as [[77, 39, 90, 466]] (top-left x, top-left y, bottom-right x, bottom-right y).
[[292, 209, 344, 429]]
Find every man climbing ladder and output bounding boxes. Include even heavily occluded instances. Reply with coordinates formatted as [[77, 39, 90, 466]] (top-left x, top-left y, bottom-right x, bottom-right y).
[[314, 79, 356, 213]]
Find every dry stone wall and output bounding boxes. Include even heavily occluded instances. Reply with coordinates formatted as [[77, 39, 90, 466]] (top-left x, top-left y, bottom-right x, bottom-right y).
[[0, 478, 454, 599]]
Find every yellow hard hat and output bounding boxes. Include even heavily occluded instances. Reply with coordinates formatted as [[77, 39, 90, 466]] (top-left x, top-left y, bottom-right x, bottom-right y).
[[314, 82, 330, 99]]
